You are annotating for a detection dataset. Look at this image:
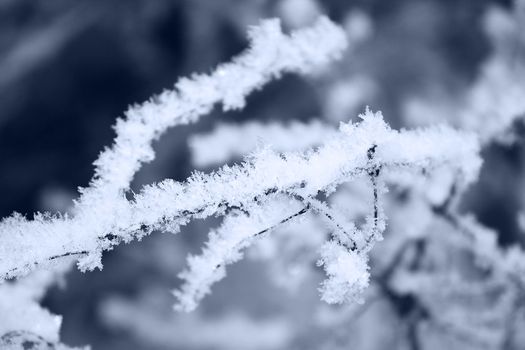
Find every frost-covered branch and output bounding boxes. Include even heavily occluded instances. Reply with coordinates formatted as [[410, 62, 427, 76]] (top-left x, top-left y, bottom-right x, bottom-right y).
[[82, 16, 347, 200], [0, 109, 481, 285], [0, 114, 480, 328], [0, 16, 348, 280], [171, 109, 480, 311]]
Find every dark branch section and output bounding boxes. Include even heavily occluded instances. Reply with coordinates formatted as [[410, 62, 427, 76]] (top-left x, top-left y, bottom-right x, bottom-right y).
[[214, 205, 311, 270], [367, 145, 381, 227]]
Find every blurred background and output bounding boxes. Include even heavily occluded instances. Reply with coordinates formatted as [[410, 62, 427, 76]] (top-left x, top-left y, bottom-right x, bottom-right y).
[[0, 0, 524, 349]]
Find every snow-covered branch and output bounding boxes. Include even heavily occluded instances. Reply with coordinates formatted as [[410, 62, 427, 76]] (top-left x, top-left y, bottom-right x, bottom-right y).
[[0, 16, 347, 280], [1, 110, 480, 312], [171, 109, 480, 311]]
